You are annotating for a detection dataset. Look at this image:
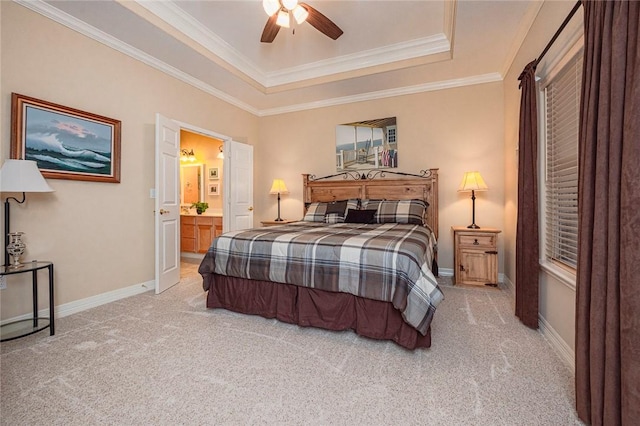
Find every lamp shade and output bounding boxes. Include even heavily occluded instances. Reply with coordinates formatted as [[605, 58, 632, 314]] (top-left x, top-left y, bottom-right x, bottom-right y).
[[269, 179, 289, 195], [0, 160, 54, 193], [458, 171, 488, 192]]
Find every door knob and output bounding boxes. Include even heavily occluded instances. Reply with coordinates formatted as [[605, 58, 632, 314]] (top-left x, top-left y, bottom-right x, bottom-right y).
[[159, 209, 170, 215], [248, 206, 254, 211]]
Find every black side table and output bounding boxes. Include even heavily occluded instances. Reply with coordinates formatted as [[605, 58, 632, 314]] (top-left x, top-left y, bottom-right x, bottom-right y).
[[1, 261, 54, 342]]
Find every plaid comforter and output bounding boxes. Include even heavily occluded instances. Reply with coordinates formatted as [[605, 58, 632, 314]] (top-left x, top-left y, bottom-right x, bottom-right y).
[[198, 222, 444, 334]]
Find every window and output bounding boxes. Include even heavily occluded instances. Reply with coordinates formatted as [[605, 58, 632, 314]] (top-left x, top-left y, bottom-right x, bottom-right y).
[[542, 52, 582, 271]]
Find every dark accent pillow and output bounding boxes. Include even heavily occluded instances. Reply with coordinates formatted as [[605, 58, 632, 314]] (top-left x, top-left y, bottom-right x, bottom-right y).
[[344, 209, 377, 224], [326, 200, 348, 215]]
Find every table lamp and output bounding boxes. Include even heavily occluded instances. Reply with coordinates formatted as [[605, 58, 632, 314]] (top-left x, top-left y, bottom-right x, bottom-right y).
[[0, 159, 54, 267], [458, 171, 488, 229], [269, 179, 289, 221]]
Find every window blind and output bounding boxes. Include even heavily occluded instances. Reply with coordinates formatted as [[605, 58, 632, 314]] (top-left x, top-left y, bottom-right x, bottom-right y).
[[544, 53, 581, 270]]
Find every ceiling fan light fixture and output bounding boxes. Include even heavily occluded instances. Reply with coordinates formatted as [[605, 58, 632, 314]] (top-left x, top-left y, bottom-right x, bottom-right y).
[[276, 9, 290, 28], [292, 5, 308, 24], [281, 0, 298, 11], [262, 0, 280, 16]]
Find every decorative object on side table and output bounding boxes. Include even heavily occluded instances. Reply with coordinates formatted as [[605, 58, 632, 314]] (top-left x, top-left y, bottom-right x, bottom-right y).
[[6, 232, 26, 269], [458, 171, 489, 229], [0, 159, 54, 267], [269, 179, 289, 221], [191, 202, 209, 215]]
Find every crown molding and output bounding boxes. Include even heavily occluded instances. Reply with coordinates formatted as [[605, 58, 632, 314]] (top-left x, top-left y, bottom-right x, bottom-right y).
[[14, 0, 259, 115], [15, 0, 503, 118], [259, 72, 503, 117], [265, 34, 451, 88], [134, 0, 265, 85], [133, 0, 453, 89], [501, 0, 544, 77]]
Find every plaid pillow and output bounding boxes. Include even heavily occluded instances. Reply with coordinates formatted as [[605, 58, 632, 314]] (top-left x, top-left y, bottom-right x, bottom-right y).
[[303, 202, 328, 222], [360, 199, 384, 211], [324, 213, 345, 224], [375, 199, 428, 225], [305, 199, 360, 222], [344, 199, 360, 215]]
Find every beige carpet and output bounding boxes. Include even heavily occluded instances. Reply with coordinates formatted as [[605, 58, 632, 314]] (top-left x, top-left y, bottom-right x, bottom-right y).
[[1, 262, 582, 425]]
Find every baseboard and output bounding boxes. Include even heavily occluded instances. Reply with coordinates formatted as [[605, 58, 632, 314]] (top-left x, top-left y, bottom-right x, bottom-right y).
[[502, 274, 515, 298], [539, 314, 575, 372], [0, 280, 154, 325], [438, 267, 453, 277], [438, 268, 506, 285]]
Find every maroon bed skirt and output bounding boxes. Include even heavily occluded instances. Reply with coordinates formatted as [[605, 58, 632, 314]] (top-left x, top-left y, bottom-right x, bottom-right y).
[[206, 274, 431, 350]]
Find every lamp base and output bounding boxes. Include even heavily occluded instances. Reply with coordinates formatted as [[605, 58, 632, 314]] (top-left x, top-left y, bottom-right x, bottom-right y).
[[467, 224, 481, 229], [274, 218, 283, 222]]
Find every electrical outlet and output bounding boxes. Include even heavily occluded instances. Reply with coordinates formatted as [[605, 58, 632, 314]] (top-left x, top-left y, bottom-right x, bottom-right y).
[[0, 275, 6, 290]]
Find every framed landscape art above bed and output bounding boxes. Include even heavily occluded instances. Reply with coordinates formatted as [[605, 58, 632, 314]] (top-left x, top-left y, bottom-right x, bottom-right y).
[[335, 117, 397, 171]]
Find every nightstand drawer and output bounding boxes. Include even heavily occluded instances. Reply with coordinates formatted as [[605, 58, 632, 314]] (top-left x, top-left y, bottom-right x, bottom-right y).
[[458, 234, 495, 247]]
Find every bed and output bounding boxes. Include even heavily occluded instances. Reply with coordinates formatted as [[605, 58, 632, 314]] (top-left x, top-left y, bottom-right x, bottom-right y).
[[198, 169, 443, 349]]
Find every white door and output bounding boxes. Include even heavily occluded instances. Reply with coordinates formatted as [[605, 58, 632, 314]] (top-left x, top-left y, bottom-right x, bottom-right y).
[[224, 140, 254, 232], [154, 114, 181, 294]]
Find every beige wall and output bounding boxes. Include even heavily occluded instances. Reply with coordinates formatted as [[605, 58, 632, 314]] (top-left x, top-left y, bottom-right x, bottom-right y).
[[256, 82, 506, 271], [503, 1, 582, 354], [0, 2, 258, 319]]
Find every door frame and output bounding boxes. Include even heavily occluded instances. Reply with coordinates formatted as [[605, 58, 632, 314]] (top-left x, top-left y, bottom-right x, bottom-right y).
[[173, 120, 232, 231]]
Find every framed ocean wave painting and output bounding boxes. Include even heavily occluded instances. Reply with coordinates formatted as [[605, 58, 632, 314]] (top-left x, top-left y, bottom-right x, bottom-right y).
[[10, 93, 121, 183]]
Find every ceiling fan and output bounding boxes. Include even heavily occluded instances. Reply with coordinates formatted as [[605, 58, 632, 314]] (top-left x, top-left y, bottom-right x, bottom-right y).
[[261, 0, 343, 43]]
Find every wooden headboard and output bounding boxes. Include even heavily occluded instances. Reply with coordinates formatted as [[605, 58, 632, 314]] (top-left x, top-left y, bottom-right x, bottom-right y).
[[302, 169, 439, 240]]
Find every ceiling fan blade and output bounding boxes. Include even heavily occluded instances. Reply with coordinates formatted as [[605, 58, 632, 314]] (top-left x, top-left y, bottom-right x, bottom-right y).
[[261, 14, 280, 43], [300, 3, 343, 40]]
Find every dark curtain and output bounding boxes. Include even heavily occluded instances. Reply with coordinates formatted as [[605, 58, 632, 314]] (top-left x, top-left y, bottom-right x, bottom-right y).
[[576, 1, 640, 424], [515, 61, 540, 329]]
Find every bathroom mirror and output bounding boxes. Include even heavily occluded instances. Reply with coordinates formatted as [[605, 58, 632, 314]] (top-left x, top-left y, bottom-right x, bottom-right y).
[[180, 164, 205, 205], [335, 117, 397, 171]]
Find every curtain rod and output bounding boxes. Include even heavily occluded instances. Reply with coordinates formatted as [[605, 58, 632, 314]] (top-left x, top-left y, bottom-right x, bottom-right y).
[[534, 0, 582, 68]]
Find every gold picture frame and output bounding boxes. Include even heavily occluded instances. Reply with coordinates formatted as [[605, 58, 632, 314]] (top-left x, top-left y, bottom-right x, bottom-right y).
[[11, 93, 121, 183]]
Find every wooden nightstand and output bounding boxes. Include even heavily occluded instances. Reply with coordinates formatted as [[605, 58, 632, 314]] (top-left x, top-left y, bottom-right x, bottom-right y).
[[261, 219, 298, 227], [452, 226, 501, 287]]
